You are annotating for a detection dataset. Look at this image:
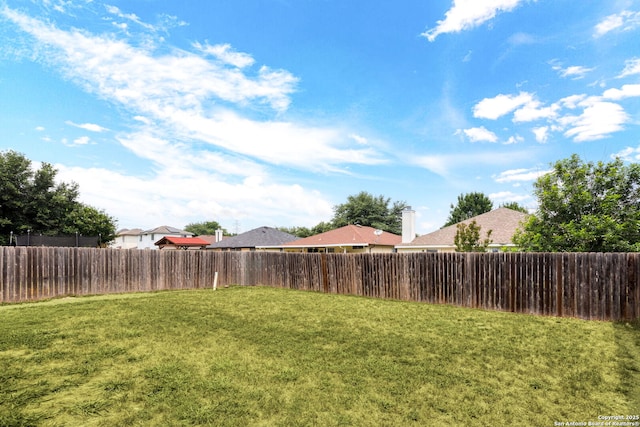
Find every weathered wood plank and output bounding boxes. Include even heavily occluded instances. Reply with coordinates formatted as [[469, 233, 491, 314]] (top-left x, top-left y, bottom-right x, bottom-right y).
[[1, 248, 638, 321]]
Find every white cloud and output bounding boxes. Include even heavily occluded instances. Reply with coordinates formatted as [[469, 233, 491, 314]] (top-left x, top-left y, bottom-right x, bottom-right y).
[[112, 22, 128, 31], [603, 84, 640, 100], [552, 64, 594, 79], [66, 120, 108, 132], [0, 5, 391, 231], [113, 130, 263, 177], [562, 101, 628, 142], [410, 155, 453, 177], [35, 126, 45, 131], [55, 163, 334, 230], [504, 135, 523, 145], [594, 10, 640, 37], [618, 58, 640, 78], [612, 146, 640, 162], [2, 7, 298, 112], [558, 94, 587, 109], [192, 42, 255, 68], [0, 6, 383, 172], [411, 149, 534, 178], [105, 5, 154, 31], [166, 110, 386, 171], [493, 168, 548, 183], [507, 32, 537, 46], [40, 0, 84, 14], [473, 92, 533, 120], [532, 126, 549, 143], [349, 134, 369, 145], [104, 4, 186, 33], [470, 84, 633, 142], [411, 155, 451, 177], [422, 0, 528, 42], [488, 191, 531, 204], [595, 13, 624, 36], [54, 125, 336, 231], [459, 126, 498, 143], [63, 136, 91, 146], [513, 100, 558, 122]]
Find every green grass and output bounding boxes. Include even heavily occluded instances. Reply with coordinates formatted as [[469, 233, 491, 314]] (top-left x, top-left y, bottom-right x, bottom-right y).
[[0, 287, 638, 426]]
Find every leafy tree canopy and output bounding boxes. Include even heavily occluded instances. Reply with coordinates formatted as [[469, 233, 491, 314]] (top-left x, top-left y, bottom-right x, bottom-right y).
[[454, 220, 493, 252], [64, 205, 117, 244], [331, 191, 408, 235], [279, 192, 407, 237], [513, 154, 640, 252], [0, 150, 117, 245], [443, 192, 493, 227], [499, 202, 529, 213], [278, 222, 333, 238], [184, 220, 229, 236]]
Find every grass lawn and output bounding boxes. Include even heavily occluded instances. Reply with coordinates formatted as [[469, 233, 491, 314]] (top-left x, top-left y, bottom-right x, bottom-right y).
[[0, 287, 639, 426]]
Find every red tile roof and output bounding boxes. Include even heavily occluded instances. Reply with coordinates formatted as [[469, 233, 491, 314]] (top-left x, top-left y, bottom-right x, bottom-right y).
[[282, 224, 401, 247]]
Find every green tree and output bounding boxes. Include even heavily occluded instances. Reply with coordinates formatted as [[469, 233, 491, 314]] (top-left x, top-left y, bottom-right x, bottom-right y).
[[0, 150, 117, 245], [28, 163, 80, 234], [513, 154, 640, 252], [444, 192, 493, 227], [454, 220, 493, 252], [277, 226, 313, 238], [331, 191, 408, 235], [278, 221, 333, 238], [62, 204, 117, 245], [499, 202, 529, 213], [310, 221, 333, 235], [0, 150, 32, 233], [184, 220, 229, 236]]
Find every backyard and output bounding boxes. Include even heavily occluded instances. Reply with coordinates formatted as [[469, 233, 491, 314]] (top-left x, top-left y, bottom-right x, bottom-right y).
[[0, 286, 638, 426]]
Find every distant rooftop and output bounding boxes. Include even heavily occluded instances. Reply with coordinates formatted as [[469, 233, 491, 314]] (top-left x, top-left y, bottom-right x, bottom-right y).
[[281, 224, 401, 248], [141, 225, 193, 236], [207, 226, 298, 249], [397, 208, 529, 247], [115, 228, 143, 236], [155, 236, 209, 248]]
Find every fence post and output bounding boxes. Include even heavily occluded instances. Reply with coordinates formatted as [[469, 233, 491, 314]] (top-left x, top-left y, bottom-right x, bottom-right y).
[[1, 249, 638, 320], [321, 253, 329, 293]]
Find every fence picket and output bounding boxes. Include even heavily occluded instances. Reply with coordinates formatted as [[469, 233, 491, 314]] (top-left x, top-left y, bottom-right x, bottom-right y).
[[0, 248, 638, 321]]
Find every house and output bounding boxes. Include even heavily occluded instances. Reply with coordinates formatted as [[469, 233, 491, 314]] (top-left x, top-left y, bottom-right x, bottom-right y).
[[207, 226, 299, 252], [137, 226, 194, 250], [155, 236, 210, 250], [265, 224, 401, 253], [396, 207, 529, 253], [111, 228, 143, 249], [194, 230, 225, 245]]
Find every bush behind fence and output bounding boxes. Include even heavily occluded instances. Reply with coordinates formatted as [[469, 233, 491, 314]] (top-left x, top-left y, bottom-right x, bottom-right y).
[[0, 247, 638, 321]]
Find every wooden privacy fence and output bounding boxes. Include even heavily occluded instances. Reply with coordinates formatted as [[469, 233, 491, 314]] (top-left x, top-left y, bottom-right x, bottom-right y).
[[0, 247, 638, 321]]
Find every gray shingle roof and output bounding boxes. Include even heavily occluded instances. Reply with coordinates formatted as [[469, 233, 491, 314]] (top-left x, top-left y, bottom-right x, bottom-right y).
[[115, 228, 143, 236], [207, 226, 298, 249], [142, 225, 193, 236]]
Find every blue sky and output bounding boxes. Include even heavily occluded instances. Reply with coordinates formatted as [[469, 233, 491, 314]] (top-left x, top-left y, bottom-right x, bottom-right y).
[[1, 0, 639, 234]]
